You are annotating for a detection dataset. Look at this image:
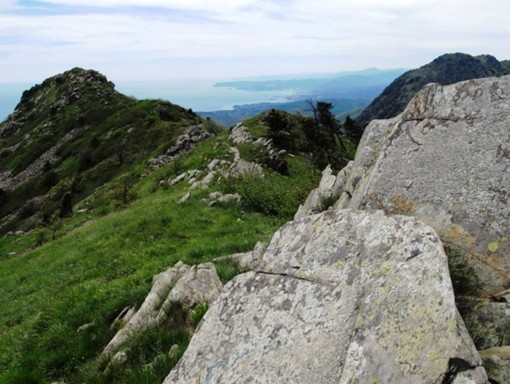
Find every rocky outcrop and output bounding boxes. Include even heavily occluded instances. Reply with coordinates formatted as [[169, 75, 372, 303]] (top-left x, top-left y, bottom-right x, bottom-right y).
[[0, 68, 117, 139], [149, 125, 211, 168], [480, 347, 510, 383], [0, 127, 82, 190], [337, 75, 510, 295], [165, 210, 487, 383], [294, 164, 352, 220], [101, 261, 222, 360], [301, 74, 510, 381], [229, 123, 288, 174], [229, 123, 253, 144]]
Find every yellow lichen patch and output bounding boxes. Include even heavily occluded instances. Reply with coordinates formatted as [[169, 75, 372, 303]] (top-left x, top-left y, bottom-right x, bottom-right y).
[[488, 241, 499, 253], [379, 263, 393, 276], [447, 319, 457, 332], [488, 236, 508, 253], [388, 195, 416, 215]]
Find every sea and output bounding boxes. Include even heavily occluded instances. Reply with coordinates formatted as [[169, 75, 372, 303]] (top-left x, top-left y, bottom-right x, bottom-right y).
[[0, 79, 296, 122]]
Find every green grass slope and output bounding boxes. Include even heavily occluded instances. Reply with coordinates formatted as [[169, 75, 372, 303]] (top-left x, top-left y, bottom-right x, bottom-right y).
[[0, 128, 320, 383]]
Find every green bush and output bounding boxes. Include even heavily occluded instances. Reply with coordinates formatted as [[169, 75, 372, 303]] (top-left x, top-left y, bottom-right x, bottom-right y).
[[190, 302, 209, 327], [223, 173, 298, 219], [313, 193, 340, 213], [237, 142, 270, 165]]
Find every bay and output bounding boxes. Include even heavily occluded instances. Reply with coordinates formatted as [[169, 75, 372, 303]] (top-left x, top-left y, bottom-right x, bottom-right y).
[[115, 79, 296, 111]]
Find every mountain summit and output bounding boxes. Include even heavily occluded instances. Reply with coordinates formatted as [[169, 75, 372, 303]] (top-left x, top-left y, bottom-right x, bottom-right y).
[[355, 53, 510, 126], [0, 67, 199, 233]]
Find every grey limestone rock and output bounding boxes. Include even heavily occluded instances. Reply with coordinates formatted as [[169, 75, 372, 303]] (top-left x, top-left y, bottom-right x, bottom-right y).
[[165, 210, 487, 383], [294, 163, 352, 220], [229, 123, 253, 144], [178, 191, 191, 204], [339, 76, 510, 295], [102, 261, 189, 359], [102, 261, 223, 360], [456, 298, 510, 350], [480, 347, 510, 384], [228, 158, 264, 177], [158, 263, 223, 315], [149, 125, 211, 168], [217, 241, 267, 271], [166, 125, 211, 157]]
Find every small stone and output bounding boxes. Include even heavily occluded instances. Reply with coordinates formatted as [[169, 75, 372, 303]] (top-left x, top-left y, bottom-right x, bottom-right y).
[[77, 322, 95, 333], [112, 351, 128, 364], [169, 344, 179, 357], [178, 191, 191, 204]]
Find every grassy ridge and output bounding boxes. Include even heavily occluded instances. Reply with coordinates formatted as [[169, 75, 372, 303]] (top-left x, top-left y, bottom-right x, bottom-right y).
[[0, 131, 319, 383]]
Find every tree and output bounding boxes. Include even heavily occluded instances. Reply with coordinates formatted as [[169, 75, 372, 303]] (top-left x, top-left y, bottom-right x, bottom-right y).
[[303, 100, 349, 171], [316, 101, 347, 153], [59, 192, 73, 218], [263, 109, 294, 150], [343, 115, 363, 143]]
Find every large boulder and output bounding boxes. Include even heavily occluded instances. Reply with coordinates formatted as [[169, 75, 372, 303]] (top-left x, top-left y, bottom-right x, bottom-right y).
[[338, 76, 510, 294], [165, 210, 487, 383]]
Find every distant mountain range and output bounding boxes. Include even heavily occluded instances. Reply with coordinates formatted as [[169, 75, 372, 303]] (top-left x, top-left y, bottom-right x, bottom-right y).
[[214, 68, 406, 98], [356, 53, 510, 127]]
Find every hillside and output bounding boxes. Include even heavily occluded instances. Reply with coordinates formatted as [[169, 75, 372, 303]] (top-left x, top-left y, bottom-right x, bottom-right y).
[[3, 66, 509, 383], [0, 68, 361, 383], [356, 53, 510, 126], [0, 68, 201, 234]]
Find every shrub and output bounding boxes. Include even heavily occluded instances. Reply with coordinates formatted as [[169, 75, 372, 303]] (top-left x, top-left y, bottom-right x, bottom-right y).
[[237, 142, 270, 165], [190, 302, 209, 327], [223, 173, 297, 218]]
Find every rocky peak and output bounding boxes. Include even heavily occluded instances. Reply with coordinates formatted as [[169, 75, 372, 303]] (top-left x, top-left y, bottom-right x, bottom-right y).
[[0, 68, 199, 234], [1, 67, 118, 139]]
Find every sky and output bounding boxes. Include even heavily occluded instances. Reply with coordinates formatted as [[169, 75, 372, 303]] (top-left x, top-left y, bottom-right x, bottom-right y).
[[1, 0, 509, 83]]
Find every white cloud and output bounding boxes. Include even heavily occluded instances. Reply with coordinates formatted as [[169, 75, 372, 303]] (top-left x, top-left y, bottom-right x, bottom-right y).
[[0, 0, 509, 82]]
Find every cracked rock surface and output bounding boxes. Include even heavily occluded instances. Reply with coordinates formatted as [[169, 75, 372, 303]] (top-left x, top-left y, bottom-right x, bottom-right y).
[[339, 76, 510, 295], [165, 209, 487, 383]]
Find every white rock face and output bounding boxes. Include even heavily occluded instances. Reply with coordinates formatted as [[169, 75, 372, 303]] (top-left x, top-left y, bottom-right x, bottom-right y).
[[165, 210, 487, 383], [338, 76, 510, 294]]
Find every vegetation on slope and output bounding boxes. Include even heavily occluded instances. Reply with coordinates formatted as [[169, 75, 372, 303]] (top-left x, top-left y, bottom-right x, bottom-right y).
[[0, 127, 321, 384], [0, 68, 199, 235]]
